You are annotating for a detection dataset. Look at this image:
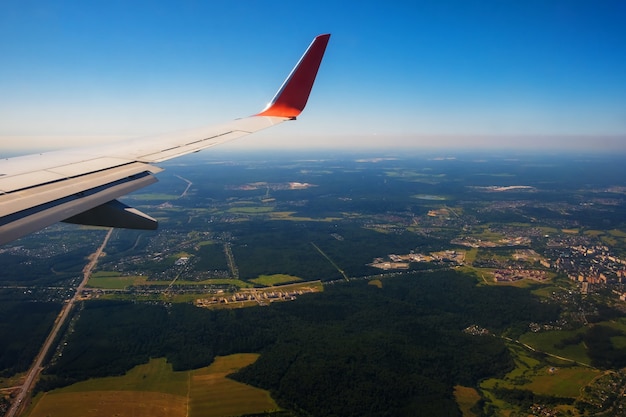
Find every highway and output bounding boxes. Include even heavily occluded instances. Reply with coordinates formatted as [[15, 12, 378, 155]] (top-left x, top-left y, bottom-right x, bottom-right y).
[[6, 228, 113, 417]]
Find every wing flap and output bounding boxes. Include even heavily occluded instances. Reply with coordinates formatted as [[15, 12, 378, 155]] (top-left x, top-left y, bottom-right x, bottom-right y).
[[0, 170, 67, 194]]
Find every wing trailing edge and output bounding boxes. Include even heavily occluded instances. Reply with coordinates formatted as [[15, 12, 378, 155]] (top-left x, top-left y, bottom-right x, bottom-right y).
[[0, 34, 330, 244]]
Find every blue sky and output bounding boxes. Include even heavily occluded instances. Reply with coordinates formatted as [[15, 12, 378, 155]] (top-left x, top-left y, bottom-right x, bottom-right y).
[[1, 0, 625, 152]]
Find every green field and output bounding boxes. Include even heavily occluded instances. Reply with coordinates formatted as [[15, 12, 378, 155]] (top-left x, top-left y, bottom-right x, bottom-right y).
[[531, 284, 564, 299], [127, 193, 180, 201], [27, 355, 280, 417], [250, 274, 302, 286], [227, 206, 274, 214], [583, 229, 605, 237], [464, 247, 478, 264], [608, 229, 626, 238], [87, 275, 148, 289], [50, 357, 188, 396], [268, 211, 341, 222], [519, 329, 592, 366], [522, 367, 599, 397], [480, 339, 600, 414], [88, 271, 253, 290]]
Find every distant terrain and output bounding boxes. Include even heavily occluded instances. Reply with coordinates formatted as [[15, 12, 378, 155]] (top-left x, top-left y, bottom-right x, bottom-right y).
[[2, 150, 626, 416]]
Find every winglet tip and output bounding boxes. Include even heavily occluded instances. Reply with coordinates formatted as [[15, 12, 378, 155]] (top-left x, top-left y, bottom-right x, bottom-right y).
[[256, 33, 330, 118]]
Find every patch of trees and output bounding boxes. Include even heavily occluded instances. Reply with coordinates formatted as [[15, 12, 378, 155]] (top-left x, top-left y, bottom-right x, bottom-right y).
[[0, 247, 91, 286], [319, 224, 446, 277], [40, 301, 279, 390], [491, 388, 574, 409], [232, 273, 558, 416], [587, 304, 624, 323], [584, 325, 626, 369], [551, 323, 626, 370], [193, 243, 229, 271], [39, 271, 560, 416], [232, 222, 343, 280], [231, 221, 447, 280], [0, 295, 61, 376], [553, 333, 584, 350]]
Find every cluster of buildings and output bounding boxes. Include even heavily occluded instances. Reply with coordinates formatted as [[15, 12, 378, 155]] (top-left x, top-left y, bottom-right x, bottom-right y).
[[368, 250, 465, 270], [229, 181, 315, 191], [195, 285, 320, 308], [493, 268, 547, 282], [463, 324, 490, 336], [451, 236, 531, 248], [552, 244, 626, 286]]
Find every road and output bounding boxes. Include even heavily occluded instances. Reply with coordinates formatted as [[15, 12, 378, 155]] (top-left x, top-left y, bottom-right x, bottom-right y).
[[6, 228, 113, 417], [501, 335, 593, 368], [175, 175, 193, 198], [310, 242, 349, 281], [224, 242, 239, 279]]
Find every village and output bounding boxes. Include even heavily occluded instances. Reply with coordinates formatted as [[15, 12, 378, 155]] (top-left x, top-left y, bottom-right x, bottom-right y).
[[194, 281, 322, 308], [368, 228, 626, 300]]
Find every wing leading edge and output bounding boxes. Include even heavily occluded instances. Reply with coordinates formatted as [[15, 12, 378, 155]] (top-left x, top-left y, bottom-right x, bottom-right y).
[[0, 34, 330, 245]]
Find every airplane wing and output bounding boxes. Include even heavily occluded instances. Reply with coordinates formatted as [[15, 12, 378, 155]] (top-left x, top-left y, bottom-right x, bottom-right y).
[[0, 34, 331, 245]]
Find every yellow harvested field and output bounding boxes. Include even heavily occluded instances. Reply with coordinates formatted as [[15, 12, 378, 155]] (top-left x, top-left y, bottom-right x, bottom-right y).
[[190, 354, 280, 417], [454, 385, 481, 417], [368, 279, 383, 288], [26, 354, 279, 417], [28, 391, 186, 417]]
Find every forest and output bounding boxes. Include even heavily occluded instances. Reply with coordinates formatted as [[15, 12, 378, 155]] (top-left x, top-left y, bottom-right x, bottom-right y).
[[38, 270, 560, 416], [0, 291, 60, 376]]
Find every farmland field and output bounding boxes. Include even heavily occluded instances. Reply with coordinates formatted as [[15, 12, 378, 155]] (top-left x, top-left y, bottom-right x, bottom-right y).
[[250, 274, 302, 286], [520, 367, 600, 397], [519, 330, 592, 365], [87, 274, 148, 289], [453, 385, 481, 417], [26, 354, 279, 417], [189, 354, 281, 417]]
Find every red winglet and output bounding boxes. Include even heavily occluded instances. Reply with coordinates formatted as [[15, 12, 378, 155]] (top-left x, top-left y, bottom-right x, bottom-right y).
[[256, 34, 330, 119]]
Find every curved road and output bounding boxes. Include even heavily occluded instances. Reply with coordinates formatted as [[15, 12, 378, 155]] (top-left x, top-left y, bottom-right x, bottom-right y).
[[6, 228, 113, 417]]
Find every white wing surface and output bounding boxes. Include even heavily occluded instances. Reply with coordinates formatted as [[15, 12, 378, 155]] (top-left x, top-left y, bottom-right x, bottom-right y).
[[0, 34, 331, 245]]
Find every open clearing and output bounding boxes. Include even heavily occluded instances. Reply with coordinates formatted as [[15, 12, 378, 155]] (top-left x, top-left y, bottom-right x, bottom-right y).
[[87, 274, 148, 289], [480, 339, 600, 414], [88, 271, 253, 290], [250, 274, 302, 286], [454, 385, 480, 417], [521, 366, 600, 397], [27, 354, 279, 417], [28, 391, 187, 417], [227, 206, 274, 214], [190, 354, 280, 416], [519, 329, 592, 365]]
